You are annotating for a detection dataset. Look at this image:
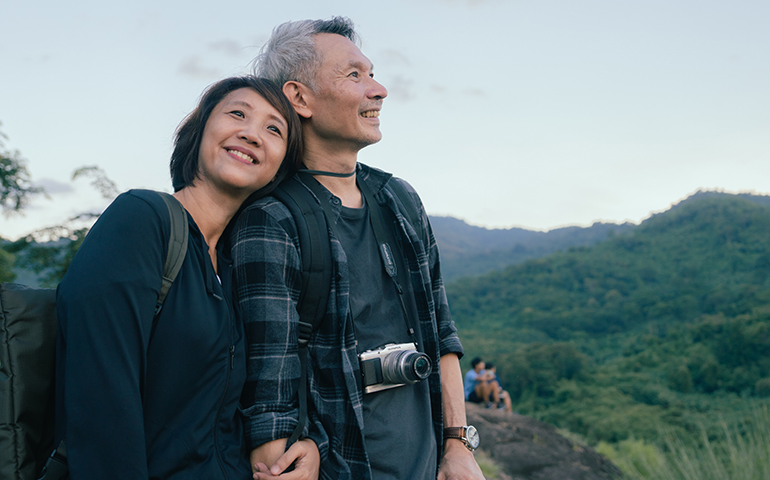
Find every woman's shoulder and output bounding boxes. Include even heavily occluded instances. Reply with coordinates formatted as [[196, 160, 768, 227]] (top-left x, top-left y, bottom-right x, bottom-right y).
[[100, 189, 172, 225], [83, 189, 175, 250]]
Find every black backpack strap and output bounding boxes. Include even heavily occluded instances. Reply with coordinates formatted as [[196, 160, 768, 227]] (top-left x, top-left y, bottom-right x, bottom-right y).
[[271, 175, 333, 445], [155, 192, 189, 316], [38, 192, 189, 480], [271, 175, 333, 342]]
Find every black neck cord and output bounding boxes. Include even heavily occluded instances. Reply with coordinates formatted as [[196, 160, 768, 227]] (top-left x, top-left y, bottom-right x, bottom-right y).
[[298, 168, 356, 178]]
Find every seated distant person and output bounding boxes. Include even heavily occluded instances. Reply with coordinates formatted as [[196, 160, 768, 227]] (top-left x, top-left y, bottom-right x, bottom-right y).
[[464, 357, 498, 406], [485, 362, 513, 413]]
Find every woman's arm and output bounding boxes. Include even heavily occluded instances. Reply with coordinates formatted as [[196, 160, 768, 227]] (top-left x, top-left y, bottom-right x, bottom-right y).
[[56, 192, 167, 479]]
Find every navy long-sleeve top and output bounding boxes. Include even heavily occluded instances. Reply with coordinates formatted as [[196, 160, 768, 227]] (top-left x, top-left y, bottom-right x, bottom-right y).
[[55, 189, 250, 479]]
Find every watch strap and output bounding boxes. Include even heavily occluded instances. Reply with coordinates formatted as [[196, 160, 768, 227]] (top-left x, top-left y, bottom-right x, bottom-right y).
[[444, 426, 475, 451], [443, 426, 467, 440]]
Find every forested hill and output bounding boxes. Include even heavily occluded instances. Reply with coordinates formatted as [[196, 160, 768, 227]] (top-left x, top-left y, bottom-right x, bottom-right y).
[[446, 192, 770, 445], [430, 216, 634, 282], [449, 192, 770, 342]]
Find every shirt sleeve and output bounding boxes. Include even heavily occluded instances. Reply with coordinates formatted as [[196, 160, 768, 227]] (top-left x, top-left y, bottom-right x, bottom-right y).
[[56, 192, 166, 479], [231, 201, 304, 450], [398, 179, 464, 358], [424, 212, 464, 358]]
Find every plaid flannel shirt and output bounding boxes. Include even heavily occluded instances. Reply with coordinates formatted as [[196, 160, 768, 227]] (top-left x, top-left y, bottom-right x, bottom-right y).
[[231, 163, 464, 479]]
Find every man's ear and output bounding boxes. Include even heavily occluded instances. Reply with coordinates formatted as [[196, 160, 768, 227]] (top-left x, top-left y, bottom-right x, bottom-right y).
[[283, 81, 312, 119]]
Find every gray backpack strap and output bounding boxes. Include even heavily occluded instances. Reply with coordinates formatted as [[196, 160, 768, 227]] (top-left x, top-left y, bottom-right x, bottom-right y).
[[155, 192, 189, 315]]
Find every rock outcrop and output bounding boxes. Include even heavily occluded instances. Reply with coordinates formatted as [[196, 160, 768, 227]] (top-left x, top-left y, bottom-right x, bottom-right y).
[[466, 403, 622, 480]]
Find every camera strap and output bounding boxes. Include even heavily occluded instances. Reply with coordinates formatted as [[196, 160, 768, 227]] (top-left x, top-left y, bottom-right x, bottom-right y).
[[357, 178, 418, 345], [300, 173, 419, 345]]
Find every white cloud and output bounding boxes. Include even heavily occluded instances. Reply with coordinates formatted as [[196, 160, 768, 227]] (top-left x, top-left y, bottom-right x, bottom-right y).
[[36, 178, 74, 195], [177, 56, 222, 79], [209, 40, 244, 57]]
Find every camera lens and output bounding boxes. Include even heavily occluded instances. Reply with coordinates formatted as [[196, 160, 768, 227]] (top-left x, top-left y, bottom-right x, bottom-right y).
[[382, 350, 432, 385], [413, 355, 431, 379]]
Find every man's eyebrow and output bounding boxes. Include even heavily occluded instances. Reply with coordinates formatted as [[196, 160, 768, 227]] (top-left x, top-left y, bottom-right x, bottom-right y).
[[347, 59, 374, 72]]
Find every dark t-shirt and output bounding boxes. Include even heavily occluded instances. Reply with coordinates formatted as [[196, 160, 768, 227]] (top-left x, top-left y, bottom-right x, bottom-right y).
[[337, 200, 437, 480]]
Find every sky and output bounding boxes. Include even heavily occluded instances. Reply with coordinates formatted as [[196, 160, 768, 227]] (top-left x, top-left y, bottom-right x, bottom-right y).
[[1, 0, 769, 241]]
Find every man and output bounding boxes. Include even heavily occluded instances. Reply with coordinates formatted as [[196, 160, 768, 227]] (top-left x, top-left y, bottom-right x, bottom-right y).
[[232, 17, 484, 480], [464, 357, 495, 406]]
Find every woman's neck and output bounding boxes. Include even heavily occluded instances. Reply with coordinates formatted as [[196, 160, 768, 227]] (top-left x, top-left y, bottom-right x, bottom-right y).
[[173, 185, 243, 271]]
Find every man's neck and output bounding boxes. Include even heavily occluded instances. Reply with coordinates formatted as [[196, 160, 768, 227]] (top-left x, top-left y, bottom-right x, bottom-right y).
[[303, 144, 362, 209]]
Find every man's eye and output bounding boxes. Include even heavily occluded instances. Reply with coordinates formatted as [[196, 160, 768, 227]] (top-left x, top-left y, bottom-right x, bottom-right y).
[[349, 71, 359, 78]]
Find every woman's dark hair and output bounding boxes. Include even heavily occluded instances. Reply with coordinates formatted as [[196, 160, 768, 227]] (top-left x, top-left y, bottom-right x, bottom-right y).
[[170, 76, 302, 195]]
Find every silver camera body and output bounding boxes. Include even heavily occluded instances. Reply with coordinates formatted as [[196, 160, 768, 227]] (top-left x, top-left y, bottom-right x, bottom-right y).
[[359, 342, 432, 394]]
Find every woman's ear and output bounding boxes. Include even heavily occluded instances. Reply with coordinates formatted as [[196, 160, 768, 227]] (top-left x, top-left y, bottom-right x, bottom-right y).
[[283, 81, 312, 119]]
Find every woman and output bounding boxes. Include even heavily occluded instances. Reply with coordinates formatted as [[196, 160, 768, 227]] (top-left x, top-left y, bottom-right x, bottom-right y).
[[55, 76, 317, 479]]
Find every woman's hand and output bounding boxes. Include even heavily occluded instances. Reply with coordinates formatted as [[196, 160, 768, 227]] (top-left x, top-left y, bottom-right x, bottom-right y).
[[253, 438, 320, 480]]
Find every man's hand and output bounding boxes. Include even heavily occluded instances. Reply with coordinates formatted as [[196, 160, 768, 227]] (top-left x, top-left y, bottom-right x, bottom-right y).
[[253, 438, 320, 480], [437, 439, 485, 480]]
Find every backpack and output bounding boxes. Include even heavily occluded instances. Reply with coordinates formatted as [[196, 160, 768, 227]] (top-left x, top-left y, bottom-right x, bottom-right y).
[[0, 192, 189, 480], [270, 172, 425, 444]]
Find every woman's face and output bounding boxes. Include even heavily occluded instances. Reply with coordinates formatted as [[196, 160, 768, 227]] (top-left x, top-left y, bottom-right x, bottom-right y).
[[197, 88, 288, 197]]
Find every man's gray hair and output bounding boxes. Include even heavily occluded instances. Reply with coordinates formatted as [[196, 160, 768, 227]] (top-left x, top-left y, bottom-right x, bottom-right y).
[[252, 16, 360, 91]]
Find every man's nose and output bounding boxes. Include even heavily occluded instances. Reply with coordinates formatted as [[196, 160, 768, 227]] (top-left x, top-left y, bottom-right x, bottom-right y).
[[368, 78, 388, 100]]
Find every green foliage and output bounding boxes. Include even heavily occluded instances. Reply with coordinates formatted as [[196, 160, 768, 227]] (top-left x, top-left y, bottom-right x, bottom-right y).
[[472, 450, 502, 479], [497, 342, 588, 402], [605, 406, 770, 480], [448, 193, 770, 450], [0, 124, 44, 215], [72, 165, 119, 199], [8, 228, 88, 287], [0, 245, 15, 282], [0, 123, 115, 285], [596, 438, 665, 479]]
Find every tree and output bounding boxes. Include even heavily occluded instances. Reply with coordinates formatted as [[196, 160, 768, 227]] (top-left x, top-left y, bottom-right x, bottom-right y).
[[1, 122, 117, 285], [1, 123, 44, 216], [9, 166, 117, 286]]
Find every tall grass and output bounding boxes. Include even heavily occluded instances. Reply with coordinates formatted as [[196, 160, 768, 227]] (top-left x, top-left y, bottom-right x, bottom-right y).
[[598, 405, 770, 480]]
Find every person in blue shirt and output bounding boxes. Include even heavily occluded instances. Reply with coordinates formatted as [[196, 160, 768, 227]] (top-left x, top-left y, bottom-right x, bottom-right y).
[[464, 357, 495, 405]]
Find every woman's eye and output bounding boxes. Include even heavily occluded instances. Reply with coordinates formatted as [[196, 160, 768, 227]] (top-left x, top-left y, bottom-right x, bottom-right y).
[[268, 125, 282, 136], [229, 110, 245, 118]]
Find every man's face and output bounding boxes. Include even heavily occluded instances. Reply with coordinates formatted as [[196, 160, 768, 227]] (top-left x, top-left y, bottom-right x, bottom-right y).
[[304, 33, 388, 152], [476, 362, 485, 372]]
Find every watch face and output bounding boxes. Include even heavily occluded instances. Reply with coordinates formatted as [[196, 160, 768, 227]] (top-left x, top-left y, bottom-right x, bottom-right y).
[[466, 425, 480, 449]]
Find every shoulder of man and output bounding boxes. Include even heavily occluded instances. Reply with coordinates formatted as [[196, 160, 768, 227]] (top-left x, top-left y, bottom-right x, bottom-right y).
[[233, 195, 301, 241]]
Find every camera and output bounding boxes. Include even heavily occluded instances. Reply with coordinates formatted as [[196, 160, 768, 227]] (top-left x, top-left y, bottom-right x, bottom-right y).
[[359, 342, 432, 394]]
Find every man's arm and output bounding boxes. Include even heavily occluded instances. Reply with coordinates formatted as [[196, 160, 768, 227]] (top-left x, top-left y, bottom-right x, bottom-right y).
[[439, 353, 485, 480], [231, 202, 313, 473]]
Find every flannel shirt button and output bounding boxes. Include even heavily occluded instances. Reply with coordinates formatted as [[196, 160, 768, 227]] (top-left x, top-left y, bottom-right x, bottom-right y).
[[331, 197, 341, 206]]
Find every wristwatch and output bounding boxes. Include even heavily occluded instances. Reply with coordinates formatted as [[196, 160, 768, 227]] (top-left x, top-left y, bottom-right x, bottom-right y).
[[443, 425, 480, 451]]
